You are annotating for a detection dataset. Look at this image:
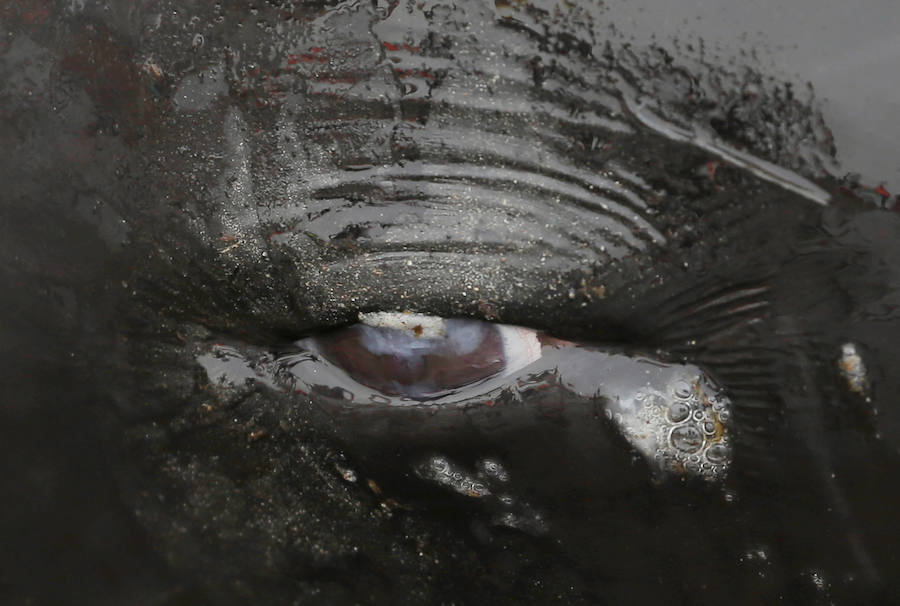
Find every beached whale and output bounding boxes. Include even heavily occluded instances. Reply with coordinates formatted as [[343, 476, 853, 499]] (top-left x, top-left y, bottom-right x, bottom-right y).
[[1, 1, 898, 604]]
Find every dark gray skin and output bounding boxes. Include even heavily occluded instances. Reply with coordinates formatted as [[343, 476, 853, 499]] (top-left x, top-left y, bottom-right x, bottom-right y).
[[2, 1, 899, 604]]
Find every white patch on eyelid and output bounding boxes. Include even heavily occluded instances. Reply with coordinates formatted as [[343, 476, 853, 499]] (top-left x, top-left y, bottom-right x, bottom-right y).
[[497, 324, 543, 376], [358, 310, 446, 339]]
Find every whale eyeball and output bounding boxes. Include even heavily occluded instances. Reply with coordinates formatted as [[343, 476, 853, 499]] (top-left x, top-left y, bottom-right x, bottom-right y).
[[297, 313, 544, 400]]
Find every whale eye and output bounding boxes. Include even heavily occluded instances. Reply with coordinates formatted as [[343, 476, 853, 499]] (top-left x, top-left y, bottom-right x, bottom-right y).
[[295, 312, 548, 400], [199, 311, 733, 481]]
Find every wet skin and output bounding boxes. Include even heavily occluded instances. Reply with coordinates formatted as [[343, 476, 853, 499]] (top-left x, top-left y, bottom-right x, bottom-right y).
[[2, 1, 900, 604]]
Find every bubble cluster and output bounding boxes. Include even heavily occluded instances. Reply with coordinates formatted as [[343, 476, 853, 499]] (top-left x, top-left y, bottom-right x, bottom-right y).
[[477, 458, 510, 483], [414, 455, 546, 534], [620, 370, 732, 481], [416, 456, 491, 498]]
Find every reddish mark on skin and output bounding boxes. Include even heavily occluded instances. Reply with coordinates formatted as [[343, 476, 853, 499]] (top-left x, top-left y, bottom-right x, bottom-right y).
[[22, 3, 50, 23], [840, 181, 894, 207], [312, 74, 361, 84], [0, 0, 51, 26], [287, 53, 328, 65], [57, 23, 163, 144], [308, 89, 346, 100], [382, 41, 421, 53], [396, 69, 435, 79]]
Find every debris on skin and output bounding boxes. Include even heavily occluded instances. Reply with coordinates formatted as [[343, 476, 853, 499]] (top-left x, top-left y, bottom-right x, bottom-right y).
[[335, 464, 358, 483], [477, 299, 501, 321], [140, 57, 164, 81], [839, 342, 870, 399], [837, 173, 896, 209], [358, 310, 447, 339], [575, 278, 606, 300], [363, 478, 408, 512]]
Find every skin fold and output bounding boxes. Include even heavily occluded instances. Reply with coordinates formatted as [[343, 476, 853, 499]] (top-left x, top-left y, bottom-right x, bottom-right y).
[[1, 1, 898, 604]]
